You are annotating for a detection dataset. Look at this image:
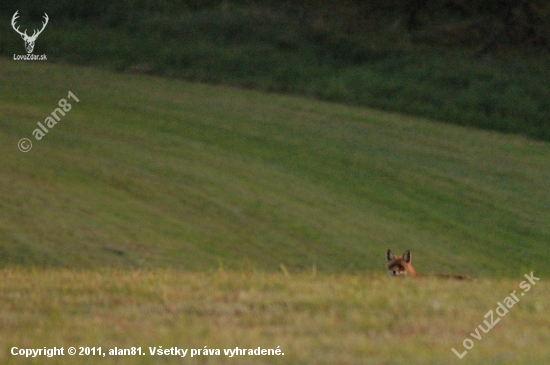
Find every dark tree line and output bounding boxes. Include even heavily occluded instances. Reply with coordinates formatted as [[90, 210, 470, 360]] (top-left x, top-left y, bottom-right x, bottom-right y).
[[1, 0, 548, 52]]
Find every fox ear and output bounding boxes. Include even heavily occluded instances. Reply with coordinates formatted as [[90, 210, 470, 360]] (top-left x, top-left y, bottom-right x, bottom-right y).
[[387, 249, 395, 262], [403, 250, 411, 263]]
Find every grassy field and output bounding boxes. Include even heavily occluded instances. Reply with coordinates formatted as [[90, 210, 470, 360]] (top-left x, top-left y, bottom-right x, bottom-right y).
[[1, 270, 549, 364], [0, 58, 549, 363], [1, 58, 549, 276]]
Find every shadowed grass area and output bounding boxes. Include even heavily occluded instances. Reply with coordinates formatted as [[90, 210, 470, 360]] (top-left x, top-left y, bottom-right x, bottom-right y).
[[1, 58, 549, 278], [1, 4, 549, 140], [1, 269, 548, 364]]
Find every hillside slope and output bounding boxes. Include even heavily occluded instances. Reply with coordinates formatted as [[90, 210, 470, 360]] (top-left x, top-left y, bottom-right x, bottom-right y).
[[0, 58, 548, 277]]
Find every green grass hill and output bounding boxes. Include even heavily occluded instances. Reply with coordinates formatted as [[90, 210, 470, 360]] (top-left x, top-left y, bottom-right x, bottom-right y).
[[1, 58, 549, 278]]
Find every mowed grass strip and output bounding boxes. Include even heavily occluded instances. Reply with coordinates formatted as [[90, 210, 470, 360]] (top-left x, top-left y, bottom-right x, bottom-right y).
[[0, 269, 549, 364], [0, 58, 549, 277]]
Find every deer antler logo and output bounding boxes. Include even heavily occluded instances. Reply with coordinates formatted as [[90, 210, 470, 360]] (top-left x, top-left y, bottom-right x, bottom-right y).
[[11, 11, 49, 54]]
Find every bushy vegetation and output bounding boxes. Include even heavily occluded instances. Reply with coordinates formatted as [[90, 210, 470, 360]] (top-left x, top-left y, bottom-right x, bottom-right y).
[[0, 1, 548, 140]]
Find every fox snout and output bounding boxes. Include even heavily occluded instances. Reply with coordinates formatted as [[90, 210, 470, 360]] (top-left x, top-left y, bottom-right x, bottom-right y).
[[388, 265, 408, 276]]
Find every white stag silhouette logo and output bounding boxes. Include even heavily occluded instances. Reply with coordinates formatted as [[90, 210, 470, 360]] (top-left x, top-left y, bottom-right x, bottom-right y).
[[11, 11, 49, 54]]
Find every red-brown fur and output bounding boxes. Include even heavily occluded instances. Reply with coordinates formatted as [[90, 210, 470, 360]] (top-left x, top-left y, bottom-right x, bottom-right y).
[[386, 249, 473, 280]]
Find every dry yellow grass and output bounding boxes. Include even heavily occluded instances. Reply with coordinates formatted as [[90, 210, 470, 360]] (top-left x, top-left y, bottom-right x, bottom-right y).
[[1, 269, 548, 364]]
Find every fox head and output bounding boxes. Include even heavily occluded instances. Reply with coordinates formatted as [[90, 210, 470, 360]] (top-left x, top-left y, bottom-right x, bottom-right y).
[[386, 249, 416, 276]]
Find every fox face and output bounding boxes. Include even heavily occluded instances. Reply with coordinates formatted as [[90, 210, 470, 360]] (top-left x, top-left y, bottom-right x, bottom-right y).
[[386, 249, 417, 277]]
